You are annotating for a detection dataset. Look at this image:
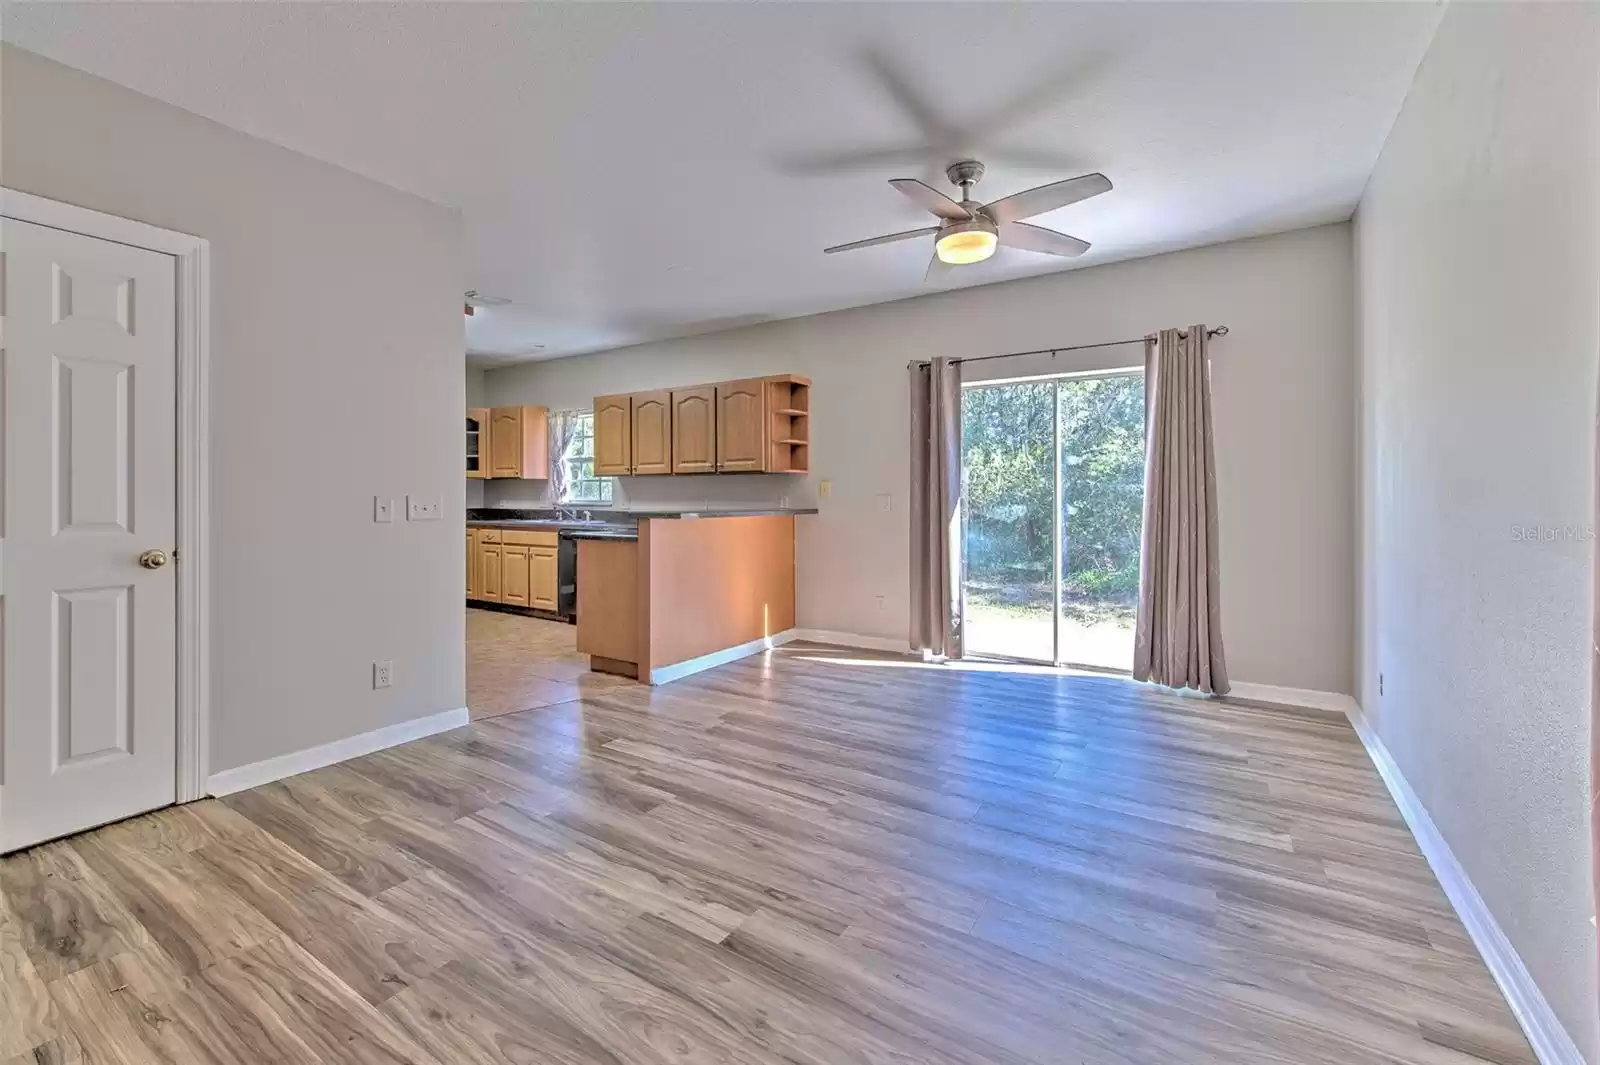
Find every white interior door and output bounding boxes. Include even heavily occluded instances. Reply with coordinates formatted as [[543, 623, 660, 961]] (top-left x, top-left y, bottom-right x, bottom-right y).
[[1, 217, 178, 854]]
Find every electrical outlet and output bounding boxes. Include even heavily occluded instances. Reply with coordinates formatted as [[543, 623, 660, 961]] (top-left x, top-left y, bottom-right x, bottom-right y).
[[373, 660, 393, 690], [373, 497, 394, 523], [779, 494, 790, 509], [876, 595, 886, 611], [407, 496, 442, 521], [876, 493, 892, 513], [818, 480, 832, 499]]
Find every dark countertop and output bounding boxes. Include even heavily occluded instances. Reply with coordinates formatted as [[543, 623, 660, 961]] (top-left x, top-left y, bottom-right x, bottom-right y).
[[560, 527, 639, 542], [468, 507, 817, 526], [641, 508, 819, 519]]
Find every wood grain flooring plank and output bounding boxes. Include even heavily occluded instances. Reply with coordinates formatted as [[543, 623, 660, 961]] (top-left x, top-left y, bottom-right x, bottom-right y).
[[0, 617, 1538, 1065], [0, 891, 58, 1058], [0, 843, 152, 983], [186, 804, 453, 1007], [71, 834, 279, 976]]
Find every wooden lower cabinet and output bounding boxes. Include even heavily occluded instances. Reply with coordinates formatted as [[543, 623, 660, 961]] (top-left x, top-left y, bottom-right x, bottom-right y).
[[530, 545, 559, 609], [501, 545, 531, 607], [478, 541, 503, 602], [468, 527, 559, 611]]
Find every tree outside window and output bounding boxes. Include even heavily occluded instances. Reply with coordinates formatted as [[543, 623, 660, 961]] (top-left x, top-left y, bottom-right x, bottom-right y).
[[563, 412, 613, 504]]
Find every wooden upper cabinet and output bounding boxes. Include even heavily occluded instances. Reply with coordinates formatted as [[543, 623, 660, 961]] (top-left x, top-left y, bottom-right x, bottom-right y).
[[466, 408, 489, 478], [631, 391, 672, 476], [488, 406, 549, 479], [717, 379, 768, 472], [594, 394, 632, 476], [672, 386, 717, 474]]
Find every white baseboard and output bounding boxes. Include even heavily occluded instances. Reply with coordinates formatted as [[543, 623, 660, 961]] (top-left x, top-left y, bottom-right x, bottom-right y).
[[206, 706, 470, 797], [648, 629, 800, 685], [1224, 681, 1359, 718], [1346, 706, 1586, 1065], [789, 628, 909, 654]]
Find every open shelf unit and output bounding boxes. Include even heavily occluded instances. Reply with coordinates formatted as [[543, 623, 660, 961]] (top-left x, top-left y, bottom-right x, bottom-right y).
[[766, 375, 811, 473]]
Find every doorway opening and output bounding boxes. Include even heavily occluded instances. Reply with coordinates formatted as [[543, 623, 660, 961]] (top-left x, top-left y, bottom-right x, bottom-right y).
[[961, 368, 1145, 671]]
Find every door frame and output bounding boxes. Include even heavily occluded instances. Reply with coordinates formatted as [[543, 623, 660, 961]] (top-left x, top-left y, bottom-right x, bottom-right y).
[[2, 187, 213, 804], [960, 365, 1145, 672]]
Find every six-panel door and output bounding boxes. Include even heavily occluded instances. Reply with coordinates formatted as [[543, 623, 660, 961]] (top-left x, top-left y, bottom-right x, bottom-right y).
[[672, 386, 717, 473], [593, 394, 632, 476], [1, 219, 180, 854], [631, 391, 672, 475]]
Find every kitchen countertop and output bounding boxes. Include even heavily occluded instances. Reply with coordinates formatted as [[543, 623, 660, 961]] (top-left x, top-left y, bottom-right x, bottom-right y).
[[467, 508, 817, 527], [559, 527, 639, 542]]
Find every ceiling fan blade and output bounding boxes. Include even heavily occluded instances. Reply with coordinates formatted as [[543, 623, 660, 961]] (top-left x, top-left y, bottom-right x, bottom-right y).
[[863, 49, 960, 146], [1002, 221, 1090, 258], [823, 226, 940, 255], [889, 178, 972, 221], [982, 173, 1112, 225], [925, 254, 954, 285], [779, 144, 935, 176]]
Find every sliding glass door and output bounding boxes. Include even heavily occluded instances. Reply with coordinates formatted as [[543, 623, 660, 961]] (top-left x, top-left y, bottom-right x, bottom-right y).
[[961, 370, 1146, 670]]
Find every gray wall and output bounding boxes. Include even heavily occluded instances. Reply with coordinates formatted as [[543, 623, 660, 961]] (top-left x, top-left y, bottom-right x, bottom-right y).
[[1355, 2, 1599, 1055], [486, 223, 1357, 695], [2, 45, 467, 774]]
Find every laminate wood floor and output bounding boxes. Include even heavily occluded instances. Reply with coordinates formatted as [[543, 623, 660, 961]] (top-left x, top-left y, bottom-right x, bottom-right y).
[[2, 643, 1536, 1065]]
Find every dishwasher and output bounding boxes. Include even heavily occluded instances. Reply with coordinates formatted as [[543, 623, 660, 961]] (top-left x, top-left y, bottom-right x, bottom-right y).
[[556, 533, 579, 621]]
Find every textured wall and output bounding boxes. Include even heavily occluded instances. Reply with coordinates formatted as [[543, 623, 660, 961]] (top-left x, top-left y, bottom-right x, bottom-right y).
[[1355, 3, 1599, 1055], [3, 45, 467, 774]]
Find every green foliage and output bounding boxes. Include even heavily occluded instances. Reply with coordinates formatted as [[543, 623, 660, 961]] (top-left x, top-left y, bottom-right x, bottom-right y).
[[962, 374, 1146, 606]]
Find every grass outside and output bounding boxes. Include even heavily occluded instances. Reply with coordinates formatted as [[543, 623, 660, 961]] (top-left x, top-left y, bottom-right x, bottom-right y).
[[964, 580, 1136, 671]]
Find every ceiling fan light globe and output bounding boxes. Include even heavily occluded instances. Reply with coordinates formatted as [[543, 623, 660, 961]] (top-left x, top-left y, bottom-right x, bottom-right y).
[[935, 226, 997, 265]]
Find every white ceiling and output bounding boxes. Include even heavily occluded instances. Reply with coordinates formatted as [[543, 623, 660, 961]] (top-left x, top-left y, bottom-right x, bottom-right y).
[[3, 2, 1442, 363]]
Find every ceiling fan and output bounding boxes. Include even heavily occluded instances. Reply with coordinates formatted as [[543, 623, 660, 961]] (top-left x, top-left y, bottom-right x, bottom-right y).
[[824, 159, 1111, 282]]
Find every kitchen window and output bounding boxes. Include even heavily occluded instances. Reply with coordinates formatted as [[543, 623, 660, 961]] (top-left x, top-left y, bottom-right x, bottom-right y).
[[563, 411, 614, 504]]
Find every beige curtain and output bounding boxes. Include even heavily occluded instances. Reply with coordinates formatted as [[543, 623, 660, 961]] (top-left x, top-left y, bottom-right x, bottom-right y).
[[1133, 325, 1230, 694], [909, 357, 964, 657], [547, 411, 580, 503]]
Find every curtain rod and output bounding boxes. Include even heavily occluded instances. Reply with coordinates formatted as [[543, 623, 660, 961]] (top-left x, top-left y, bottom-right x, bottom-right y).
[[913, 325, 1229, 368]]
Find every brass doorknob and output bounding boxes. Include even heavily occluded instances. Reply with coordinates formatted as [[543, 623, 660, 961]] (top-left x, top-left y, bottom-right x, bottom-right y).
[[138, 549, 170, 570]]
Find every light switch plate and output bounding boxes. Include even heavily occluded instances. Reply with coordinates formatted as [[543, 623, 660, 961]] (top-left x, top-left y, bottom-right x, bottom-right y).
[[876, 493, 892, 513], [407, 496, 442, 521], [374, 497, 394, 523], [818, 480, 832, 499]]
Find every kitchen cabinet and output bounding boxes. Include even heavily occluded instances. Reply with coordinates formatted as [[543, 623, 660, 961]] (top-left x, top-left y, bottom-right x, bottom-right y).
[[716, 379, 766, 472], [466, 408, 489, 478], [479, 539, 503, 601], [594, 394, 632, 476], [500, 545, 531, 607], [671, 386, 716, 473], [468, 526, 559, 612], [591, 374, 809, 477], [488, 406, 549, 480], [530, 545, 559, 609], [631, 391, 672, 476]]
